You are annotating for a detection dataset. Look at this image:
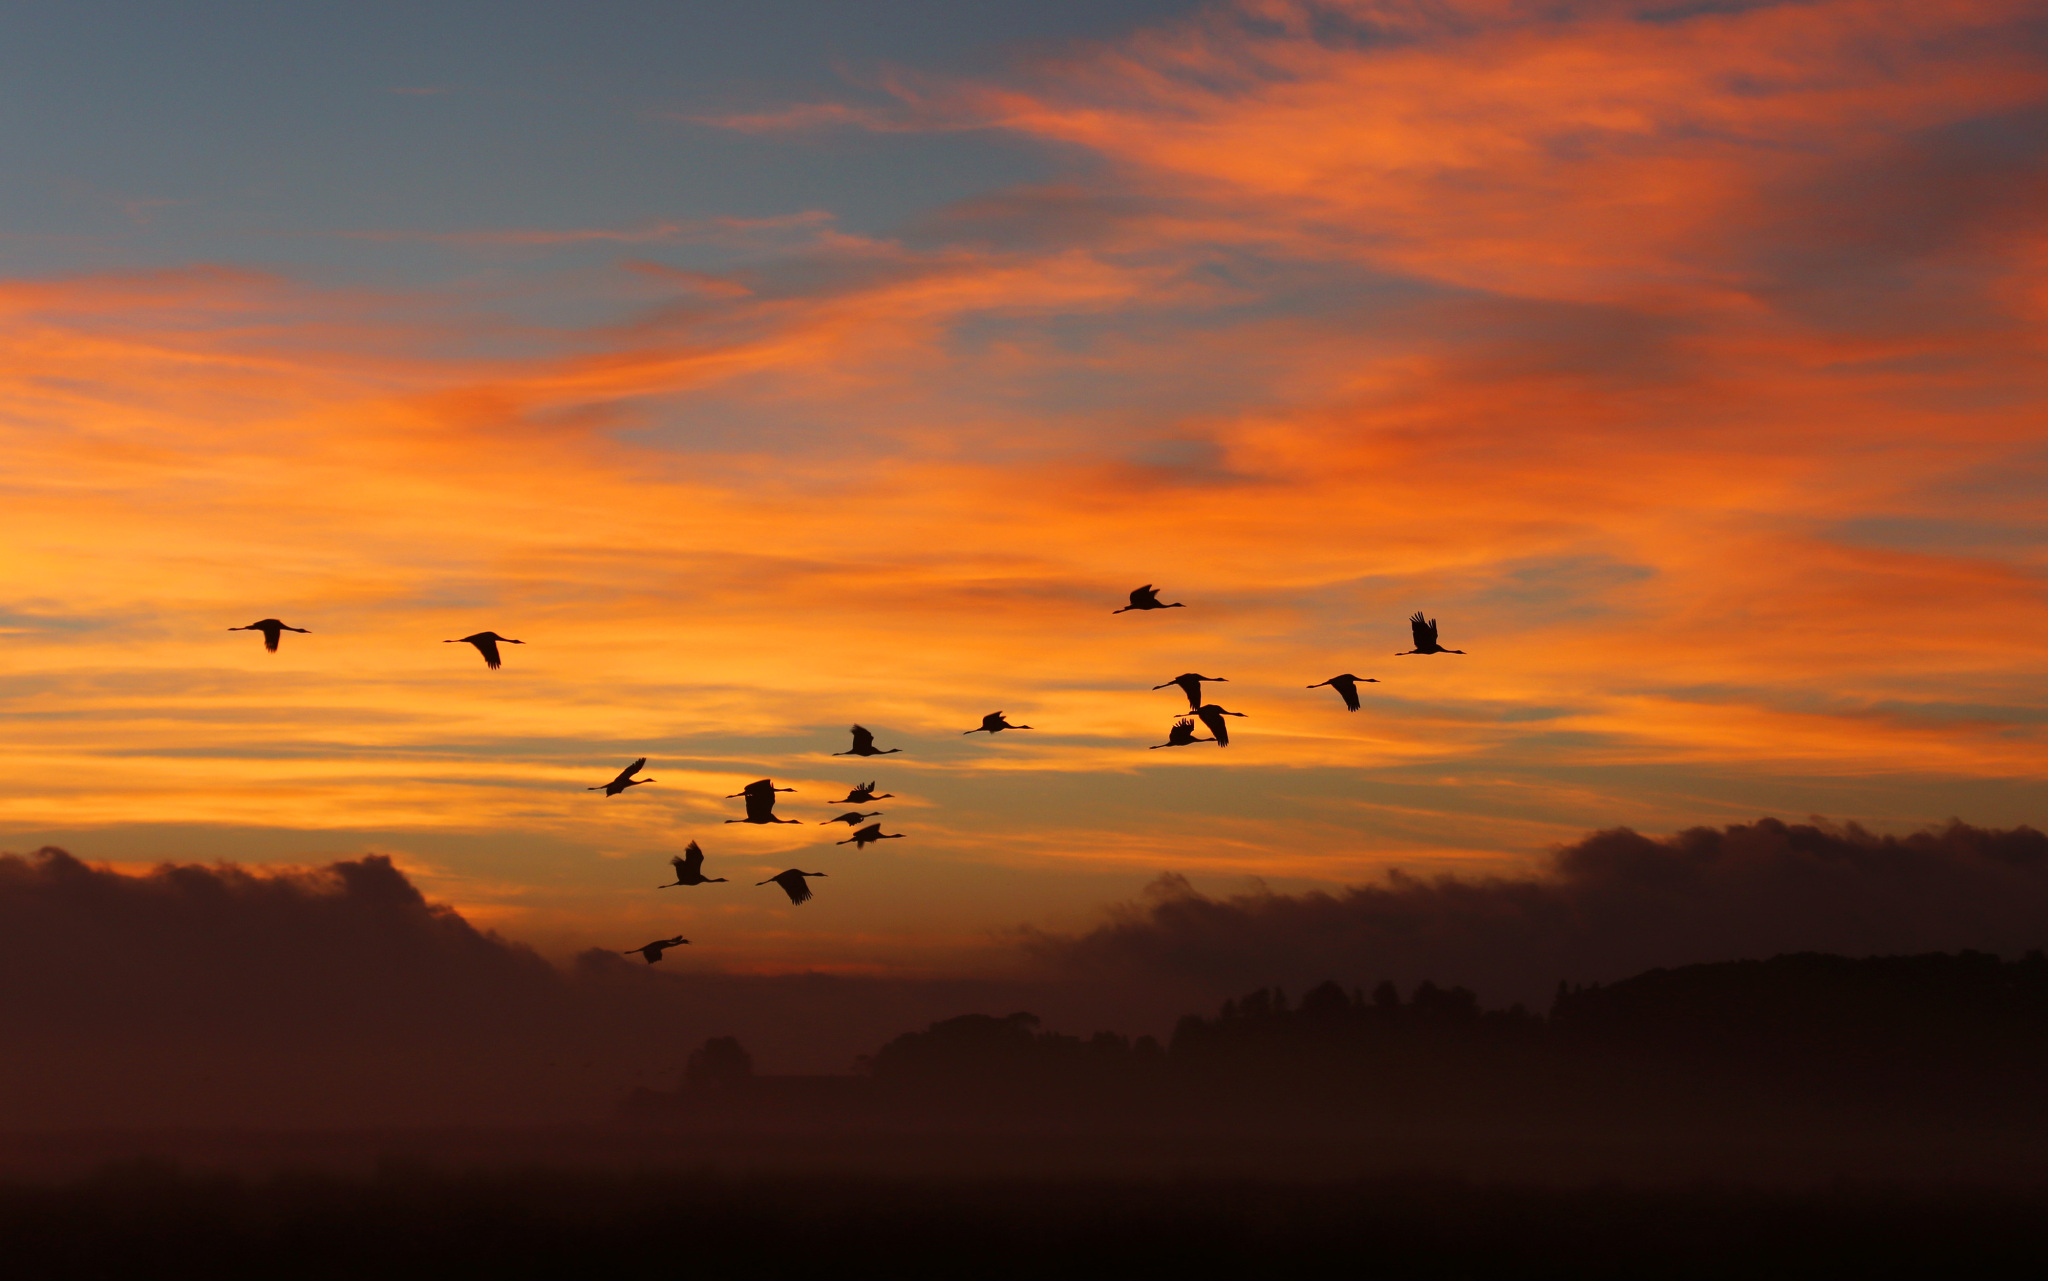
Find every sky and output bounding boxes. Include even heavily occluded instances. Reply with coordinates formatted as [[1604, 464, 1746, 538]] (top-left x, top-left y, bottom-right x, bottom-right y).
[[4, 0, 2048, 981]]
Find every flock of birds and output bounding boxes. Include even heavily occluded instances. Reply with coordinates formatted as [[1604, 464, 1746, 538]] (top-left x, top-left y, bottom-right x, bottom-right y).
[[228, 586, 1466, 964]]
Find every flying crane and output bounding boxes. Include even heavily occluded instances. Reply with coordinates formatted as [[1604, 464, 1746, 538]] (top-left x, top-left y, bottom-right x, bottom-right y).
[[658, 841, 727, 888], [758, 869, 827, 905], [1112, 584, 1185, 614], [588, 758, 654, 796], [227, 619, 309, 653], [445, 631, 523, 670], [834, 725, 901, 757], [1307, 674, 1378, 711]]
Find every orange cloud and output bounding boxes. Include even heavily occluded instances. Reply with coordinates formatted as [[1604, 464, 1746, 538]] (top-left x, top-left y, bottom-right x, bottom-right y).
[[3, 0, 2047, 973]]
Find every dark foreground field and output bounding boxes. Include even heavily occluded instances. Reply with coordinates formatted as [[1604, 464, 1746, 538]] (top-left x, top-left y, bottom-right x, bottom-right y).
[[5, 1129, 2048, 1278], [14, 950, 2048, 1274]]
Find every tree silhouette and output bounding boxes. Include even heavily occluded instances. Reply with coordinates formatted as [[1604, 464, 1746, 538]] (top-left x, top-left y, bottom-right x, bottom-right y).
[[685, 1036, 754, 1089]]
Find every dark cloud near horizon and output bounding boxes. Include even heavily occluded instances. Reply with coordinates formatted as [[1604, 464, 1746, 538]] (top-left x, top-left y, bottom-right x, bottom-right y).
[[1030, 819, 2048, 1007], [11, 820, 2048, 1127], [0, 848, 1057, 1128]]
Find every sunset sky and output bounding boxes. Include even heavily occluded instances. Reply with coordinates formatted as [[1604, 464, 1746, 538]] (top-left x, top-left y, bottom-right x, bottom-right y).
[[5, 0, 2047, 977]]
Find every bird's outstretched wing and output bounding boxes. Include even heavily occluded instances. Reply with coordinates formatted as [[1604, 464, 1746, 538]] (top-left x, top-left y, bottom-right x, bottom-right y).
[[1338, 680, 1361, 711], [681, 841, 704, 875], [1154, 717, 1199, 748], [849, 725, 875, 752], [476, 635, 503, 669], [610, 758, 647, 788], [1409, 612, 1436, 649], [767, 871, 812, 905], [744, 790, 775, 822], [1196, 706, 1230, 745]]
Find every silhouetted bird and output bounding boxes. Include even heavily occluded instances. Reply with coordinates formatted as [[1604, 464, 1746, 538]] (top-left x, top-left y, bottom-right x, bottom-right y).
[[1113, 584, 1185, 614], [837, 823, 904, 850], [834, 782, 893, 804], [227, 619, 309, 653], [658, 841, 727, 888], [1150, 717, 1213, 749], [1397, 612, 1464, 655], [821, 811, 883, 826], [1196, 703, 1246, 746], [834, 724, 901, 757], [1308, 674, 1379, 711], [965, 711, 1031, 734], [758, 869, 827, 905], [1155, 672, 1226, 710], [725, 779, 799, 824], [445, 631, 523, 669], [623, 935, 689, 964], [588, 757, 654, 796]]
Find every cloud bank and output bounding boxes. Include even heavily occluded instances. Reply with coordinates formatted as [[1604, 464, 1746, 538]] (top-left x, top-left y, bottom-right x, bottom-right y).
[[0, 848, 1049, 1127], [10, 819, 2048, 1125], [1035, 819, 2048, 1005]]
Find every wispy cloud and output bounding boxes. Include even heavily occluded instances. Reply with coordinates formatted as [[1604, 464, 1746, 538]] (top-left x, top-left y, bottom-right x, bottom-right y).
[[335, 210, 836, 248]]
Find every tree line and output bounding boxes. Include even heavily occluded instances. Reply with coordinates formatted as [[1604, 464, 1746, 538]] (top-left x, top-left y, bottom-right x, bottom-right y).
[[629, 949, 2048, 1132]]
